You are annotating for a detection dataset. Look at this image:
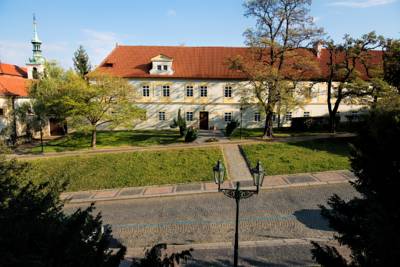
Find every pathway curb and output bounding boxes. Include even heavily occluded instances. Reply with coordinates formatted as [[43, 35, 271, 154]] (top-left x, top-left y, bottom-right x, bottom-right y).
[[63, 170, 356, 204]]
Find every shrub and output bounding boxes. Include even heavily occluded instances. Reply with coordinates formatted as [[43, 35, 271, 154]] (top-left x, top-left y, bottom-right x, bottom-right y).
[[291, 116, 340, 131], [132, 243, 193, 267], [184, 127, 197, 142], [225, 119, 240, 136]]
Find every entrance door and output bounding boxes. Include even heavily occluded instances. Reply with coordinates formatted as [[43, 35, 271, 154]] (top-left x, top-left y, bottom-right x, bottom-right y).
[[49, 118, 66, 136], [199, 112, 209, 130]]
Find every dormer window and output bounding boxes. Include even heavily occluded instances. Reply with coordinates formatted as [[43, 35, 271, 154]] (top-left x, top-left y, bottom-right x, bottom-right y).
[[150, 54, 174, 75]]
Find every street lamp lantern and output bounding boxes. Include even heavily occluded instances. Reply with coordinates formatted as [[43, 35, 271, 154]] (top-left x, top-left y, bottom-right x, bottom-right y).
[[213, 160, 225, 186], [212, 160, 265, 267], [251, 160, 265, 189]]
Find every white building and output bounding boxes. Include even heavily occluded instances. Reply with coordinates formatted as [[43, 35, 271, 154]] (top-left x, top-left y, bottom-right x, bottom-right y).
[[96, 45, 375, 130]]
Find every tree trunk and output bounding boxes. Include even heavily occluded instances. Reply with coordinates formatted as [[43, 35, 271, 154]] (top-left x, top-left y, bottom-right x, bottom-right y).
[[263, 110, 274, 138], [91, 128, 97, 148], [329, 113, 336, 134], [40, 128, 44, 153]]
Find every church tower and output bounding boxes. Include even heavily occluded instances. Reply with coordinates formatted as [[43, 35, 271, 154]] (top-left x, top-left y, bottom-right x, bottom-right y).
[[26, 14, 45, 79]]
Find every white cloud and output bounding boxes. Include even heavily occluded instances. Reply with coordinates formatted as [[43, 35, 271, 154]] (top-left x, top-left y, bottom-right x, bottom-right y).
[[167, 9, 177, 17], [79, 29, 121, 67], [313, 16, 321, 23], [0, 41, 31, 66], [330, 0, 396, 8]]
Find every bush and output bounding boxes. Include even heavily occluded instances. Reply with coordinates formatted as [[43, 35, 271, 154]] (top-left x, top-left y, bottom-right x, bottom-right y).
[[225, 119, 240, 136], [291, 116, 340, 131], [184, 127, 197, 142]]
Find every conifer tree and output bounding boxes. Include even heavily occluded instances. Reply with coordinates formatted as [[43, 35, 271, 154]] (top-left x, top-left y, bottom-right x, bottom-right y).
[[73, 45, 92, 78], [311, 106, 400, 266]]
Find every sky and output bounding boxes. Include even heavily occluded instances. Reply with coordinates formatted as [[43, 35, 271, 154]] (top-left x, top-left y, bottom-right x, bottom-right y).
[[0, 0, 399, 68]]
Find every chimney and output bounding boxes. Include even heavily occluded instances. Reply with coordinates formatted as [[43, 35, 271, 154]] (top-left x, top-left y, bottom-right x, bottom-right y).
[[314, 40, 323, 58]]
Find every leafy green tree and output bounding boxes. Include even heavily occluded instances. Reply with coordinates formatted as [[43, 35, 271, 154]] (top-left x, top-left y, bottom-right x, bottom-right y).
[[311, 107, 400, 266], [0, 146, 126, 267], [65, 72, 145, 148], [132, 243, 193, 267], [73, 45, 92, 78], [15, 101, 49, 152], [230, 0, 323, 138], [170, 109, 187, 137], [383, 39, 400, 92]]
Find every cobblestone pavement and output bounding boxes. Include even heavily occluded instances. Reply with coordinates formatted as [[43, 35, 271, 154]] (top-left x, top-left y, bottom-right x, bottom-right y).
[[121, 243, 318, 266], [65, 183, 356, 250], [222, 144, 253, 181]]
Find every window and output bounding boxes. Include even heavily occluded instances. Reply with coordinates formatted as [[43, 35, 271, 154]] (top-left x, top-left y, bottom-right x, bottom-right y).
[[157, 65, 162, 71], [159, 112, 166, 121], [186, 112, 194, 121], [224, 86, 232, 98], [0, 108, 4, 116], [303, 111, 310, 117], [224, 112, 232, 122], [186, 86, 193, 97], [285, 112, 292, 121], [254, 112, 261, 122], [142, 86, 150, 97], [162, 85, 170, 97], [200, 86, 208, 97], [163, 65, 168, 71]]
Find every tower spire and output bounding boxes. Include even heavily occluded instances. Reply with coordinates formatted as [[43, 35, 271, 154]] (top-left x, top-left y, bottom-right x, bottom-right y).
[[27, 14, 45, 79]]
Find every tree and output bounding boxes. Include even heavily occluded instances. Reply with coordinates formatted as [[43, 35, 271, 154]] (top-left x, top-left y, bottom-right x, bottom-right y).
[[311, 107, 400, 266], [322, 32, 386, 133], [15, 101, 49, 152], [0, 145, 126, 267], [73, 45, 92, 78], [170, 109, 187, 137], [65, 72, 145, 148], [230, 0, 323, 138], [383, 39, 400, 92]]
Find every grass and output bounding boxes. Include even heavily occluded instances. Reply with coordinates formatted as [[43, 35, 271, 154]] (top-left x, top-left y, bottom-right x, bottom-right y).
[[229, 127, 331, 139], [23, 148, 223, 192], [240, 137, 353, 175], [29, 130, 183, 153]]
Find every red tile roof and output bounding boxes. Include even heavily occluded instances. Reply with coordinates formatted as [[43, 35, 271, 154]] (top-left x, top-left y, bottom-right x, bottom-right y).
[[0, 63, 29, 97], [96, 45, 383, 81], [0, 63, 27, 78]]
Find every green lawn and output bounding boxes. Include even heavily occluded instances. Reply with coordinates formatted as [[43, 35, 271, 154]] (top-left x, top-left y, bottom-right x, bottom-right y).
[[23, 148, 223, 192], [241, 137, 353, 175], [30, 130, 183, 153], [229, 127, 330, 139]]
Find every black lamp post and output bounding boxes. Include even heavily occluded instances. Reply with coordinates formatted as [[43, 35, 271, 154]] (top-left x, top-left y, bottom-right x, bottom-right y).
[[213, 160, 265, 267]]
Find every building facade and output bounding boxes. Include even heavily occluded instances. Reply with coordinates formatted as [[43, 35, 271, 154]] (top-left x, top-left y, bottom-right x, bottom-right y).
[[97, 45, 372, 130]]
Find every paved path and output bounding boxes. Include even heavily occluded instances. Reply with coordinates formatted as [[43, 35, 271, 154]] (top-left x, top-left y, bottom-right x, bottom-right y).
[[61, 170, 355, 203], [223, 144, 254, 181], [64, 183, 356, 266], [10, 133, 355, 160]]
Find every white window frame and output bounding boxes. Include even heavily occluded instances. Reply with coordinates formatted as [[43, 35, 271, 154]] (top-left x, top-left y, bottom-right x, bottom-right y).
[[200, 86, 208, 97], [162, 85, 170, 97], [186, 86, 193, 97], [163, 65, 168, 71], [285, 112, 292, 121], [142, 85, 150, 97], [303, 111, 310, 117], [254, 112, 261, 122], [224, 112, 232, 122], [186, 112, 194, 121], [157, 65, 162, 71], [224, 86, 232, 98], [159, 111, 166, 121]]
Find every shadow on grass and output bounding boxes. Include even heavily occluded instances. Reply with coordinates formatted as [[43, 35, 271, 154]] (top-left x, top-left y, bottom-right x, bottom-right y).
[[29, 130, 183, 153], [286, 137, 355, 158], [293, 209, 331, 231]]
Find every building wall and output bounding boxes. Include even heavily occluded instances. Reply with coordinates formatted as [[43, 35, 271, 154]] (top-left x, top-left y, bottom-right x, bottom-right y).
[[129, 79, 366, 130]]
